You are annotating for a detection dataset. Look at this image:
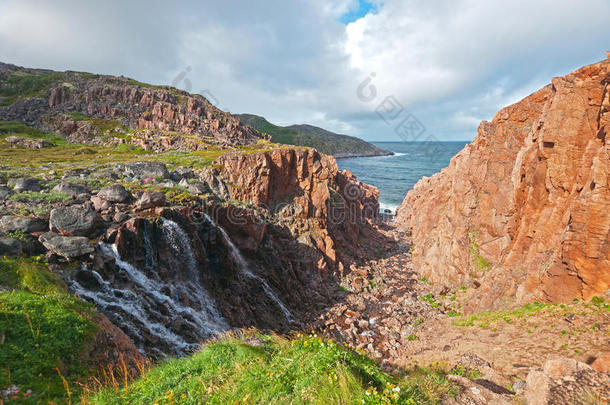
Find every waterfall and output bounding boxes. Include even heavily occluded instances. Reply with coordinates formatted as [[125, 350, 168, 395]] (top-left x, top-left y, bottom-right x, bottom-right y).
[[203, 214, 294, 322], [68, 219, 229, 357]]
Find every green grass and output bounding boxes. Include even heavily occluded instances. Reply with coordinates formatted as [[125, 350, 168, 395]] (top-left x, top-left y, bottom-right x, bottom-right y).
[[0, 258, 99, 404], [452, 299, 609, 329], [0, 71, 66, 106], [9, 191, 72, 204], [91, 334, 456, 404]]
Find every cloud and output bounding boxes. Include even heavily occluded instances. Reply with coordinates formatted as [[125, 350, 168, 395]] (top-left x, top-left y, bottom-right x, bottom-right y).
[[0, 0, 609, 141]]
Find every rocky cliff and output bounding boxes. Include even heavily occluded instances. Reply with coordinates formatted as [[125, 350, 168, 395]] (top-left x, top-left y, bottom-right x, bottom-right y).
[[396, 56, 610, 311], [0, 62, 264, 150]]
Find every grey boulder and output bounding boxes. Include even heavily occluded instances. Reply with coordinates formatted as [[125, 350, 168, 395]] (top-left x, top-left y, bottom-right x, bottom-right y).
[[0, 215, 48, 233], [50, 205, 101, 236], [97, 184, 131, 203], [124, 161, 170, 179], [0, 186, 12, 200], [9, 178, 41, 192], [52, 182, 91, 197], [0, 237, 22, 256], [39, 232, 94, 259]]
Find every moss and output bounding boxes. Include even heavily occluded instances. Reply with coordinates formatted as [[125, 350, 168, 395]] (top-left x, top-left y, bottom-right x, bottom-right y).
[[467, 231, 491, 275]]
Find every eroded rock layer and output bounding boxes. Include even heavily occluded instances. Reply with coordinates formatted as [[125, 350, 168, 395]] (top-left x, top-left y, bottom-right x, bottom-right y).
[[396, 56, 610, 311]]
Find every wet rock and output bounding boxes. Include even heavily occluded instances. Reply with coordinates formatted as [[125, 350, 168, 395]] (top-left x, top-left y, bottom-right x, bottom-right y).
[[0, 215, 48, 233], [39, 232, 94, 259], [124, 161, 170, 179], [49, 205, 101, 236], [97, 184, 131, 203], [52, 181, 91, 196], [0, 237, 22, 256], [136, 191, 166, 209], [8, 177, 41, 192]]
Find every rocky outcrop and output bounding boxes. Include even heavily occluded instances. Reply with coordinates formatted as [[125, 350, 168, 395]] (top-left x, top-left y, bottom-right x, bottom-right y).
[[0, 61, 265, 148], [200, 148, 380, 271], [396, 56, 610, 311]]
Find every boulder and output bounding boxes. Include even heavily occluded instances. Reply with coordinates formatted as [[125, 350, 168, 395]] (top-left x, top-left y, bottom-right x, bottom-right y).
[[8, 178, 41, 192], [187, 182, 209, 195], [5, 136, 54, 149], [591, 352, 610, 373], [50, 205, 101, 236], [97, 184, 131, 203], [0, 186, 12, 200], [39, 232, 94, 259], [0, 215, 48, 233], [0, 237, 22, 256], [52, 182, 91, 197], [136, 191, 166, 209], [123, 162, 170, 179], [524, 357, 610, 405]]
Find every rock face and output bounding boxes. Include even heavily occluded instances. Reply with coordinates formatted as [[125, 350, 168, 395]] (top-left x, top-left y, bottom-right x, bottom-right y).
[[396, 56, 610, 311], [0, 62, 265, 148], [201, 148, 380, 270]]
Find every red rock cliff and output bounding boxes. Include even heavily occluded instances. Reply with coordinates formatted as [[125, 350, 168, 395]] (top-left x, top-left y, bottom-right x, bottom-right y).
[[396, 56, 609, 311]]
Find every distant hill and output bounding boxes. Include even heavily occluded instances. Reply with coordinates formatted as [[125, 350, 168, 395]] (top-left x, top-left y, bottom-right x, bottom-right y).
[[236, 114, 393, 158]]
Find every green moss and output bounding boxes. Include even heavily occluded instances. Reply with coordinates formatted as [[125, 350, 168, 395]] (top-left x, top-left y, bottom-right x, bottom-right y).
[[9, 191, 71, 204], [0, 258, 98, 404], [91, 334, 456, 404]]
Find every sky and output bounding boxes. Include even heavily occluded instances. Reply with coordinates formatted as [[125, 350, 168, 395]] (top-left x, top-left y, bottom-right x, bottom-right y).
[[0, 0, 609, 141]]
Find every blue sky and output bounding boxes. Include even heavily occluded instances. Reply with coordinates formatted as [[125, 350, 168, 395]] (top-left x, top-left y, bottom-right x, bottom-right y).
[[1, 0, 609, 141], [338, 0, 376, 24]]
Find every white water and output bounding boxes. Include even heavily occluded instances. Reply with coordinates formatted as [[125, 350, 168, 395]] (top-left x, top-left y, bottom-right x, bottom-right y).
[[69, 219, 228, 356], [204, 214, 294, 322]]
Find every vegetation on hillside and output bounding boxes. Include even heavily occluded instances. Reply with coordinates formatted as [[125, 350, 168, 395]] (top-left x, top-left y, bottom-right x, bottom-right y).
[[237, 114, 392, 157]]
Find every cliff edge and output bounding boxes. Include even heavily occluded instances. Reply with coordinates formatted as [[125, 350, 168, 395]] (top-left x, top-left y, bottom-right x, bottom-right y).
[[396, 55, 610, 312]]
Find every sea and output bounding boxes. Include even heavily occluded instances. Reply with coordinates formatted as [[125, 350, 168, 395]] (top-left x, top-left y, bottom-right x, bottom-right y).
[[337, 141, 469, 214]]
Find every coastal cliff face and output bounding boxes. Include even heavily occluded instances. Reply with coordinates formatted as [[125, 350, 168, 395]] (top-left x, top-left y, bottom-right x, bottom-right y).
[[396, 57, 609, 311]]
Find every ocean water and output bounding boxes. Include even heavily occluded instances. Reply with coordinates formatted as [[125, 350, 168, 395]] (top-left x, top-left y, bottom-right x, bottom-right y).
[[337, 141, 468, 214]]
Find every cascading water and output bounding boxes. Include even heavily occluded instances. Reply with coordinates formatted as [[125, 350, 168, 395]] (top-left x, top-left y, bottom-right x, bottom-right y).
[[68, 219, 228, 357], [203, 214, 294, 322]]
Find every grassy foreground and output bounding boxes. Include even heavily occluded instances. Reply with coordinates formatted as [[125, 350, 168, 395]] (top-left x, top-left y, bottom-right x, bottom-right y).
[[89, 334, 455, 405], [0, 258, 99, 403]]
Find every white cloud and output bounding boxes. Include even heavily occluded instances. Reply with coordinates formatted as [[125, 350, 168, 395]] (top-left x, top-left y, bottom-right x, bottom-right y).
[[0, 0, 609, 140]]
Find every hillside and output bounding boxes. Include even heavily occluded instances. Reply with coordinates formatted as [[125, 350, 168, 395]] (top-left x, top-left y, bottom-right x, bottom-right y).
[[237, 113, 393, 158]]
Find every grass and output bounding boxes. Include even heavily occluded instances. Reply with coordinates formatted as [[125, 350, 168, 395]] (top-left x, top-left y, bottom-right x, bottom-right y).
[[452, 298, 609, 328], [90, 334, 456, 404], [0, 71, 66, 106], [0, 257, 99, 404], [9, 191, 71, 204]]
